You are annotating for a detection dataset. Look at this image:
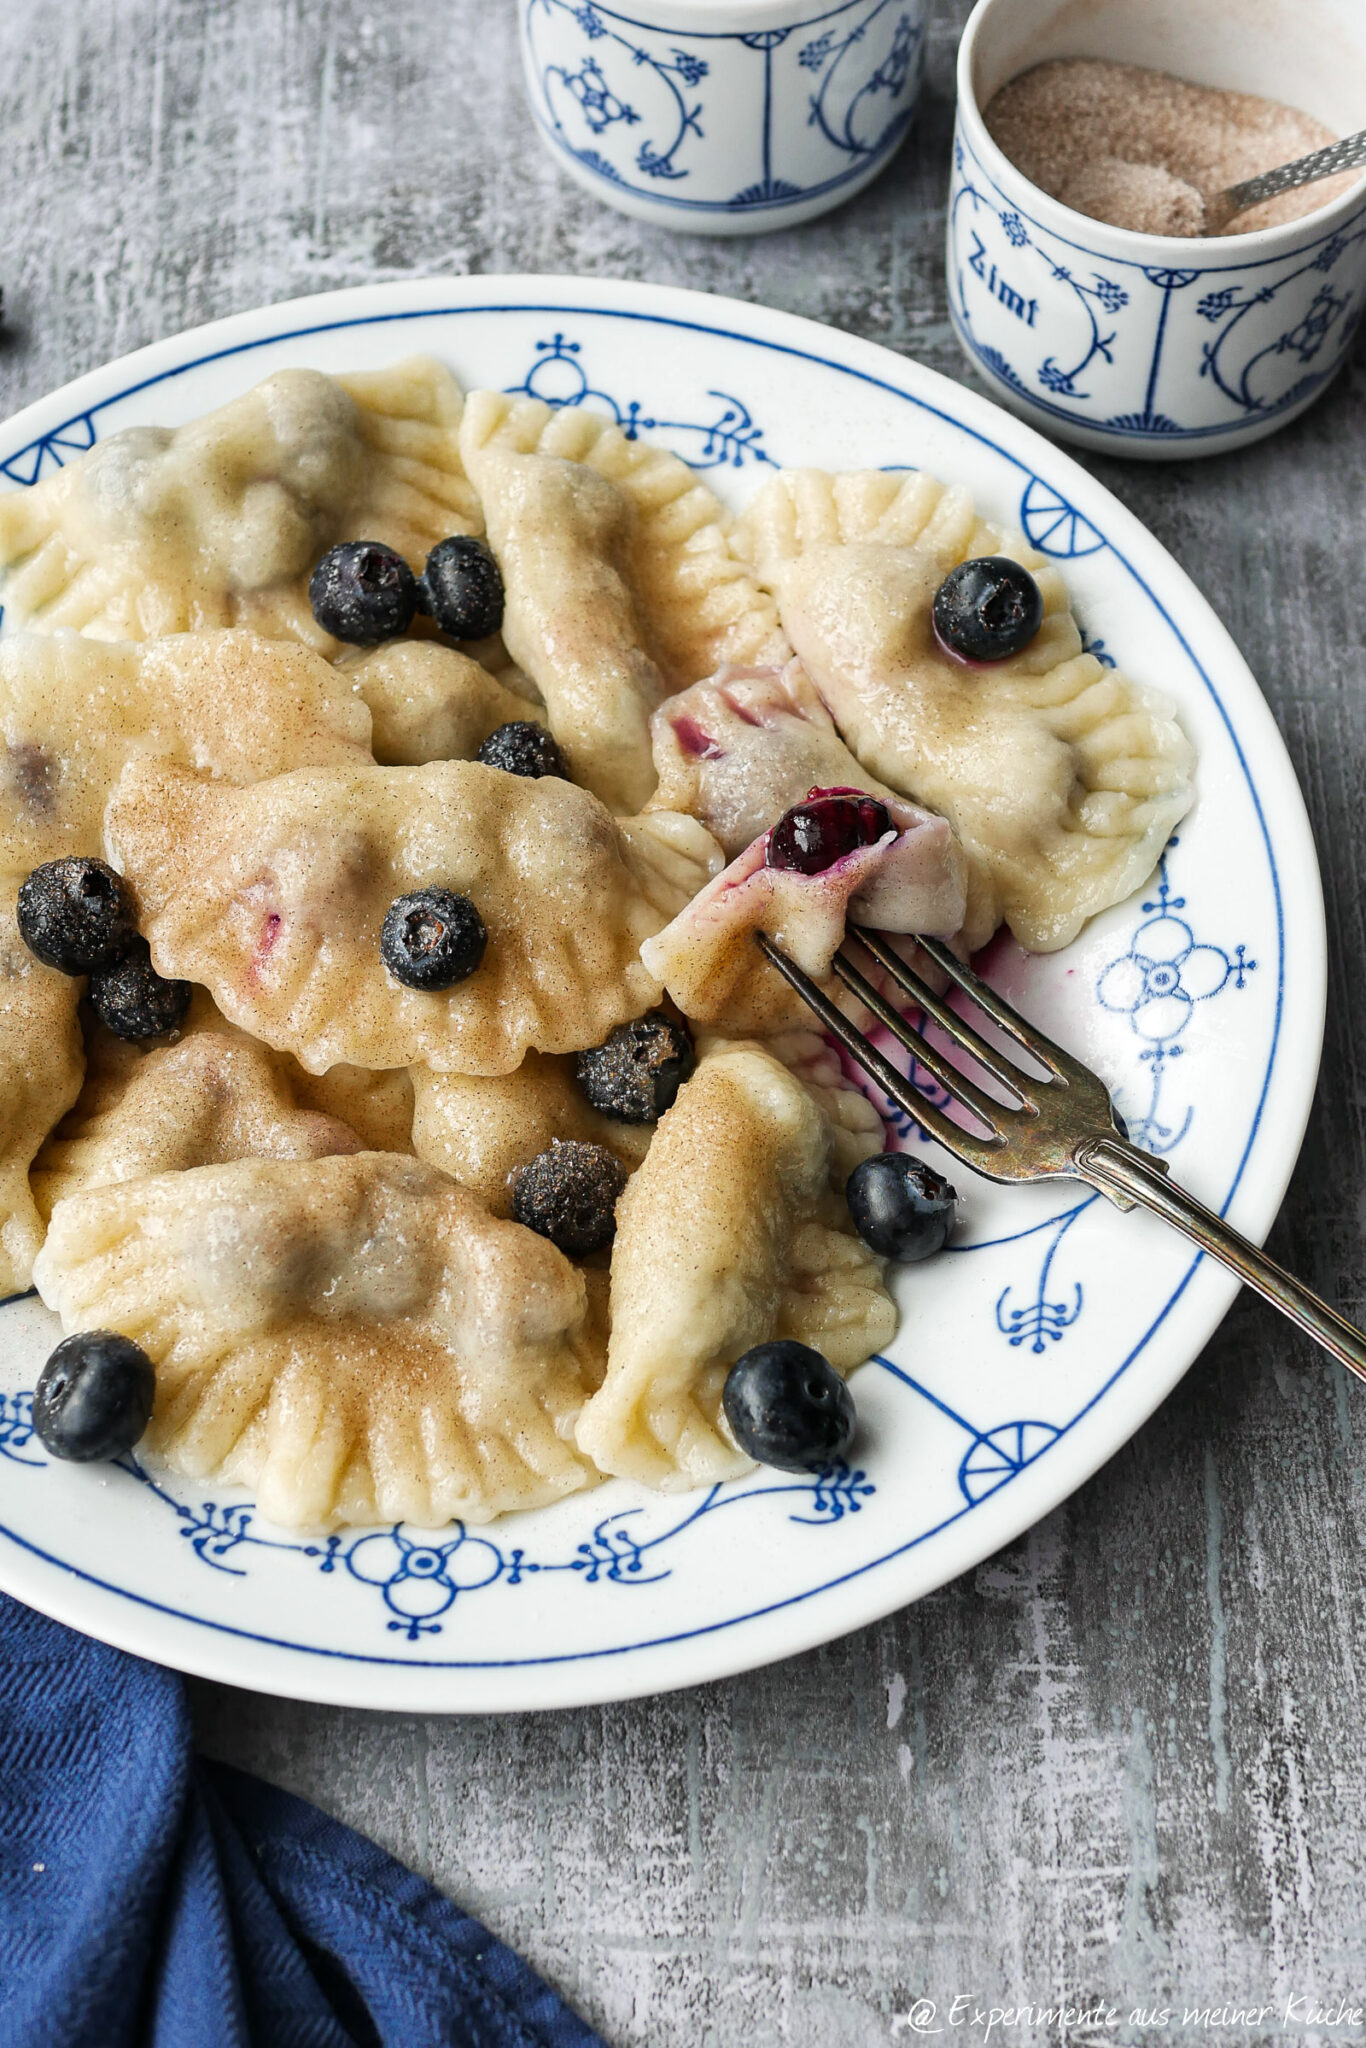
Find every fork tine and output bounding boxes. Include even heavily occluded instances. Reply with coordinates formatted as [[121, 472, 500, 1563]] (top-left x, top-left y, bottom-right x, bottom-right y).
[[827, 947, 1014, 1137], [846, 927, 1036, 1101], [912, 934, 1087, 1080], [754, 934, 1007, 1170]]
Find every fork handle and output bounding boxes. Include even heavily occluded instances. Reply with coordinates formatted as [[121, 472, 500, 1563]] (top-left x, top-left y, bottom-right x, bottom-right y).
[[1077, 1139, 1366, 1384], [1216, 129, 1366, 219]]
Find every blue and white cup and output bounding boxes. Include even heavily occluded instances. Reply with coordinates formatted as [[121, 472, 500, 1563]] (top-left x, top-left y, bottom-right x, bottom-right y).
[[519, 0, 929, 235], [947, 0, 1366, 458]]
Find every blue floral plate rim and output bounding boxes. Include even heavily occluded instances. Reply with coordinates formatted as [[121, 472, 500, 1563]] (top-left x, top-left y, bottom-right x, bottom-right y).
[[0, 275, 1326, 1711]]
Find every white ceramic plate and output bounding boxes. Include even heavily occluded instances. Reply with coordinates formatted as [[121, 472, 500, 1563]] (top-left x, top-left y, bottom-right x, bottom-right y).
[[0, 276, 1324, 1712]]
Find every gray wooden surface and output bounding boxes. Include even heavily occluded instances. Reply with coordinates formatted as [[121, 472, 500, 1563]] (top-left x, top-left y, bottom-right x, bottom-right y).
[[4, 2, 1365, 2041]]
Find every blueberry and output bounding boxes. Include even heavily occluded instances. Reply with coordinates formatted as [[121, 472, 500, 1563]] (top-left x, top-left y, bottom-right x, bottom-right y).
[[419, 536, 505, 641], [722, 1340, 855, 1473], [510, 1140, 627, 1256], [766, 793, 892, 876], [576, 1011, 694, 1124], [931, 556, 1044, 664], [16, 857, 135, 974], [380, 888, 486, 991], [33, 1330, 156, 1462], [88, 935, 191, 1041], [476, 721, 569, 781], [309, 541, 419, 645], [846, 1152, 958, 1262]]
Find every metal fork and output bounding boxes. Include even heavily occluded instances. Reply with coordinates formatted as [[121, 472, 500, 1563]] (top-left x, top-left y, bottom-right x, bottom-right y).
[[756, 927, 1366, 1381]]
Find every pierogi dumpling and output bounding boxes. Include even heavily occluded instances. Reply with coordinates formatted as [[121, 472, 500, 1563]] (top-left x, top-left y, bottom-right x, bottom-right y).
[[341, 640, 542, 767], [289, 1062, 415, 1155], [0, 629, 373, 873], [732, 462, 1002, 577], [106, 758, 723, 1075], [0, 879, 84, 1296], [640, 795, 966, 1034], [0, 359, 476, 648], [737, 1028, 887, 1182], [737, 468, 1195, 952], [575, 1045, 895, 1489], [34, 1152, 603, 1529], [31, 1027, 363, 1220], [410, 1054, 651, 1217], [459, 390, 789, 812], [649, 658, 902, 858]]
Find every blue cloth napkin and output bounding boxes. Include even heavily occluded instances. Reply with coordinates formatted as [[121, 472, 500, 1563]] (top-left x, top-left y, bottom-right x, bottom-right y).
[[0, 1592, 606, 2048]]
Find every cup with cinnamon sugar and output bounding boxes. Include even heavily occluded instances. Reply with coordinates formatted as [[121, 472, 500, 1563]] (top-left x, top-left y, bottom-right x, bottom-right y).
[[947, 0, 1366, 458]]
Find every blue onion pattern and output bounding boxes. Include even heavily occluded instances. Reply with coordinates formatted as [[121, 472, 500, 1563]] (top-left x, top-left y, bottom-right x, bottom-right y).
[[503, 332, 776, 471], [0, 1430, 877, 1642], [949, 124, 1366, 444], [522, 0, 926, 217]]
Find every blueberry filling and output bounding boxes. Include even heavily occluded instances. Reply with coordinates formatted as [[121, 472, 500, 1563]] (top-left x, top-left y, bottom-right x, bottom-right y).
[[766, 792, 892, 876], [671, 715, 726, 762]]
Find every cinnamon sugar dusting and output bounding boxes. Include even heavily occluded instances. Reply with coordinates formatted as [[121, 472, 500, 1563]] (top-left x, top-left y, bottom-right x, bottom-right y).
[[984, 59, 1350, 237]]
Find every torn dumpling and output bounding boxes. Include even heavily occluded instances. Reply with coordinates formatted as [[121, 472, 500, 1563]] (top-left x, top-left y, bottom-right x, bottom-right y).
[[33, 1152, 603, 1529], [411, 1054, 650, 1217], [575, 1044, 895, 1489], [106, 757, 722, 1075], [641, 787, 966, 1034], [0, 359, 476, 648], [778, 544, 1194, 953], [736, 467, 1194, 953], [0, 877, 84, 1296], [648, 657, 902, 858], [0, 628, 373, 872], [459, 389, 789, 813]]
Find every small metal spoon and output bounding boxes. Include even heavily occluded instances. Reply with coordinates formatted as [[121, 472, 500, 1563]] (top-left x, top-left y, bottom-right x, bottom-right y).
[[1204, 127, 1366, 233]]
